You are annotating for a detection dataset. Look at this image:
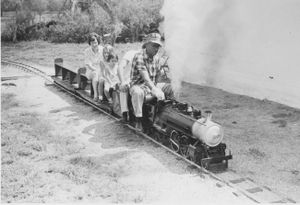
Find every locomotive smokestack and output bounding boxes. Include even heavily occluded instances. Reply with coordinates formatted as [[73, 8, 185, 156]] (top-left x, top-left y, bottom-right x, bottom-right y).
[[205, 110, 212, 121], [187, 105, 193, 116]]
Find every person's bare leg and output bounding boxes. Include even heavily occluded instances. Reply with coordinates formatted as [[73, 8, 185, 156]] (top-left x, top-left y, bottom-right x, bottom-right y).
[[76, 69, 82, 89], [92, 75, 99, 101], [98, 79, 104, 101]]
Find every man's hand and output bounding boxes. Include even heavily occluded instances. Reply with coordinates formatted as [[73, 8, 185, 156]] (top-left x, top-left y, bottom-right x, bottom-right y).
[[151, 87, 165, 100], [119, 83, 129, 92], [86, 64, 96, 72]]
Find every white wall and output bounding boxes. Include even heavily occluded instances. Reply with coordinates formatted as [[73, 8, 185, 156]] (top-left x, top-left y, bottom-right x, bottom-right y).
[[162, 0, 300, 108]]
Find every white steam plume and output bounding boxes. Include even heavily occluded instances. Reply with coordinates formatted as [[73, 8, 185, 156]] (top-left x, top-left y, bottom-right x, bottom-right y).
[[161, 0, 238, 90], [161, 0, 300, 108]]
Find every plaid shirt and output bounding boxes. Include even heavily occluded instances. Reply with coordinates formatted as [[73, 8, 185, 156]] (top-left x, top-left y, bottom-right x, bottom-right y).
[[130, 49, 160, 87]]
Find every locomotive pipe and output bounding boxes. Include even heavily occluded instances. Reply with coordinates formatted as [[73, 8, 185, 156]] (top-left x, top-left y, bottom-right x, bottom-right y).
[[170, 130, 180, 152]]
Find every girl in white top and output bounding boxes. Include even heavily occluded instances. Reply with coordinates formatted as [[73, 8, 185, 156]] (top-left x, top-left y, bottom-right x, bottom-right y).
[[84, 33, 104, 101], [100, 52, 119, 103]]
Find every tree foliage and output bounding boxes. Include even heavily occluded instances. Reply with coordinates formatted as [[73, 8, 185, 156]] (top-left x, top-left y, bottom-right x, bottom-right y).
[[1, 0, 164, 43], [1, 0, 19, 11], [113, 0, 163, 40], [46, 0, 65, 11], [115, 0, 163, 27]]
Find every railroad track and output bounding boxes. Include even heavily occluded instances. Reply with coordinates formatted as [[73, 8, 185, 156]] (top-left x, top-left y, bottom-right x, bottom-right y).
[[1, 60, 54, 83], [1, 60, 296, 204]]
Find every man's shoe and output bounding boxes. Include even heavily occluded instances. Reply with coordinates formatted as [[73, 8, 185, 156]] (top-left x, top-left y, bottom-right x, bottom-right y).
[[120, 112, 128, 123], [135, 119, 143, 132], [93, 97, 99, 102]]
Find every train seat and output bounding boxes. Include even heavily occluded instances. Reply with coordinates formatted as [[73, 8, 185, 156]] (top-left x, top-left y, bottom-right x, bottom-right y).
[[54, 59, 94, 98]]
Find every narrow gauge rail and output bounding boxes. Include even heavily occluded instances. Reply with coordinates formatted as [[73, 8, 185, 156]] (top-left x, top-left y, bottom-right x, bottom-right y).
[[1, 59, 296, 204]]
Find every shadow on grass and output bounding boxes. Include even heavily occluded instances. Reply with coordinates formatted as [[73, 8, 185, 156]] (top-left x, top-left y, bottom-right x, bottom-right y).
[[44, 84, 199, 175]]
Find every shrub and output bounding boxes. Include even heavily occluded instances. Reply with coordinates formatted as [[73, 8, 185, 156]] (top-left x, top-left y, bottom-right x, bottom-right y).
[[1, 0, 163, 43], [40, 11, 111, 43], [1, 24, 16, 42], [45, 22, 89, 43], [1, 23, 28, 42]]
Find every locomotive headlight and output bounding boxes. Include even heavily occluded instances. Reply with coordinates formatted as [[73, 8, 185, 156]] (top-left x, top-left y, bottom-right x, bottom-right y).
[[192, 119, 224, 147]]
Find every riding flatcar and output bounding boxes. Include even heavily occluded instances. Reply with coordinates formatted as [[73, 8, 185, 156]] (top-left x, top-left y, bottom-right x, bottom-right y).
[[52, 58, 232, 171]]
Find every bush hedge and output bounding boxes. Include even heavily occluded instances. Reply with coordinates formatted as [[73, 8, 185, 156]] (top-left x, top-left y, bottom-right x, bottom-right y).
[[1, 0, 163, 43]]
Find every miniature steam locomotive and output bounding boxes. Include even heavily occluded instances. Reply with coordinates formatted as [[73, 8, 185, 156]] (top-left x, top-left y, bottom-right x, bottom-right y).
[[52, 58, 232, 171], [140, 99, 232, 170]]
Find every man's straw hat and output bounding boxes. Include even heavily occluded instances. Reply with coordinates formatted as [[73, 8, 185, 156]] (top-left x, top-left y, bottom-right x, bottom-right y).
[[143, 33, 163, 48]]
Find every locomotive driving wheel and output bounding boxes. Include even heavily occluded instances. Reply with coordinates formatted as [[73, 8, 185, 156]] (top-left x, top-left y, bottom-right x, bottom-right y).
[[200, 160, 209, 169], [179, 145, 189, 158], [179, 135, 189, 158], [151, 130, 165, 144]]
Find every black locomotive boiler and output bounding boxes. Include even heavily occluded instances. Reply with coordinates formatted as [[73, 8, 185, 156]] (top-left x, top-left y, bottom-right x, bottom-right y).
[[52, 59, 232, 171]]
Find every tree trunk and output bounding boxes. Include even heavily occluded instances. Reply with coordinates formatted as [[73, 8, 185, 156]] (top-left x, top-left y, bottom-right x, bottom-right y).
[[71, 0, 78, 16], [12, 10, 18, 43], [58, 0, 70, 16], [135, 26, 140, 42]]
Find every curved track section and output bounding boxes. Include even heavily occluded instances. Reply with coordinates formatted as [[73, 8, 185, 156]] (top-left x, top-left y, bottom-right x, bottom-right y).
[[1, 60, 53, 83], [1, 60, 296, 204]]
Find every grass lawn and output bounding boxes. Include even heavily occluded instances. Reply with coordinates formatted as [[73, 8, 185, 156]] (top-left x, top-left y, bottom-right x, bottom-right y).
[[1, 41, 142, 74], [1, 93, 81, 201]]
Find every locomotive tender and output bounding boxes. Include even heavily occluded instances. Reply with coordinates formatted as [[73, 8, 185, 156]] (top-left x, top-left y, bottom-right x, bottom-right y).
[[52, 58, 232, 171]]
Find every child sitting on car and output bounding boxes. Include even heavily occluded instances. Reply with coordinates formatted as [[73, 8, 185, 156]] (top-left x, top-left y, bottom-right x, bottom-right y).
[[100, 52, 119, 103]]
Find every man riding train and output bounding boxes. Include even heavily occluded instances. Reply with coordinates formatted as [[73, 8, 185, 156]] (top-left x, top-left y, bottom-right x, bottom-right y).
[[54, 32, 232, 171], [77, 32, 174, 131], [124, 32, 175, 130]]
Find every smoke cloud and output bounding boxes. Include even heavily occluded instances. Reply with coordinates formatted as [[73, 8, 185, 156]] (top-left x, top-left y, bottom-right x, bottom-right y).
[[161, 0, 300, 108]]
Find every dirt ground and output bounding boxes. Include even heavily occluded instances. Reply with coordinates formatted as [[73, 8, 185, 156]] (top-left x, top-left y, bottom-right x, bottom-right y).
[[1, 65, 254, 203], [179, 83, 300, 202], [1, 41, 299, 203]]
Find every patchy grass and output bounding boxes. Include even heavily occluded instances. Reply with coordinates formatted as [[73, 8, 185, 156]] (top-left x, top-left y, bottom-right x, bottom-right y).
[[1, 92, 87, 202], [1, 93, 19, 110], [1, 90, 150, 203]]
